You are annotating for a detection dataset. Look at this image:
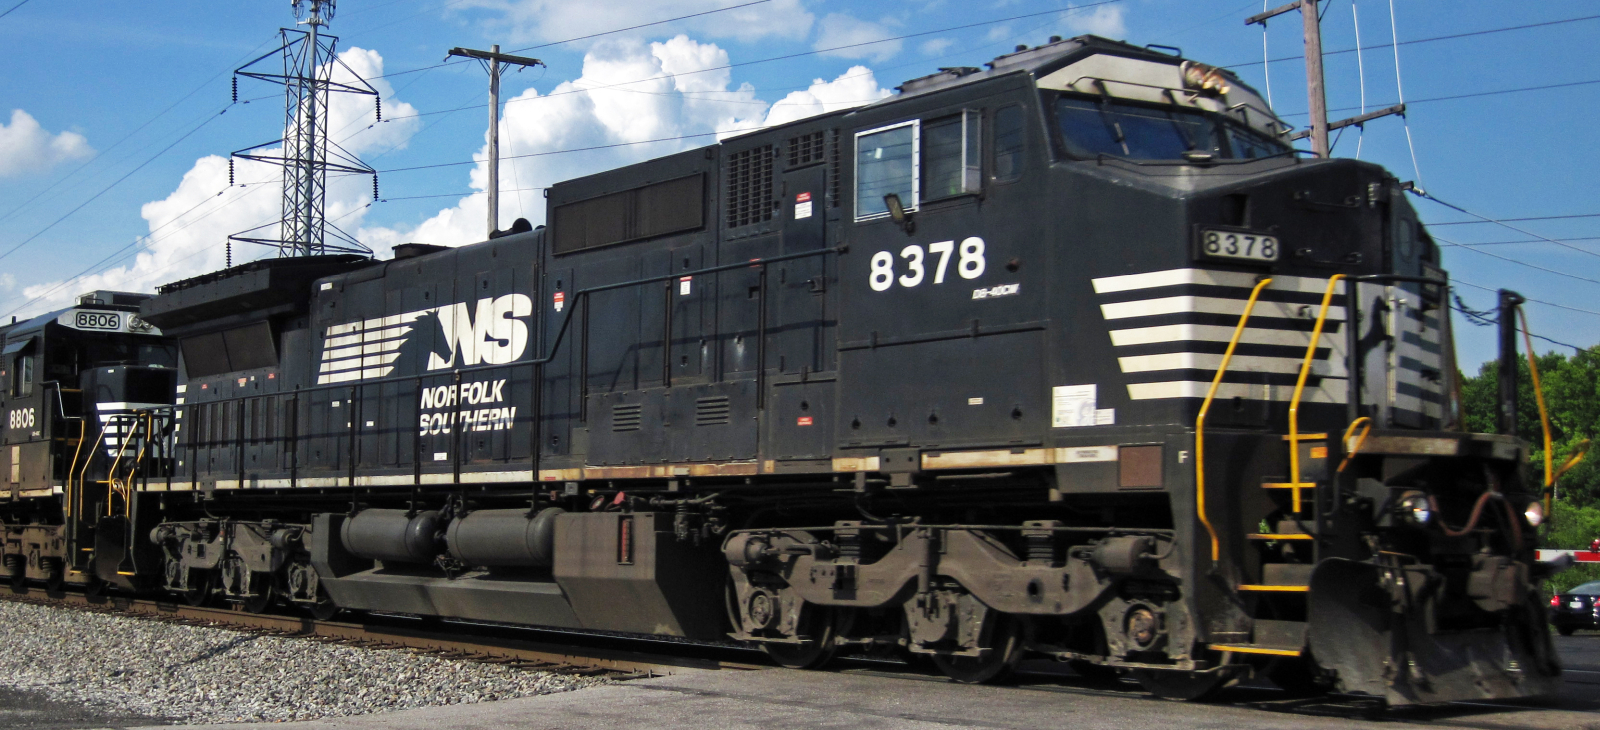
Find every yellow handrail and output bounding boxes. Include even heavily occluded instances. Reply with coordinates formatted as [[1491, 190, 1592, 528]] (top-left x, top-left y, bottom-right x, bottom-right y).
[[63, 419, 86, 518], [1196, 277, 1273, 563], [1287, 274, 1345, 514], [1337, 416, 1373, 473], [1517, 308, 1555, 513]]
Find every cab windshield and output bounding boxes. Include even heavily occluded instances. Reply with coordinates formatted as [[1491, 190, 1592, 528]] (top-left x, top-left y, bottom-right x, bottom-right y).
[[1051, 94, 1288, 161]]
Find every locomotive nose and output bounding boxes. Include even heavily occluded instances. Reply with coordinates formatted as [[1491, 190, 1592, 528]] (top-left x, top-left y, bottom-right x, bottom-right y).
[[1190, 160, 1394, 273]]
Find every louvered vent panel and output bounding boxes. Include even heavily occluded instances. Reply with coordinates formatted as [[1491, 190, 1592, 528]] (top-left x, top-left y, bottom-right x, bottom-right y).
[[787, 131, 826, 167], [611, 403, 643, 432], [827, 129, 841, 208], [725, 146, 773, 229], [695, 396, 731, 426]]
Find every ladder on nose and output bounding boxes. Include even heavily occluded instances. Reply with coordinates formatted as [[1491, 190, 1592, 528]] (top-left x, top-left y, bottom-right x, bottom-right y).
[[1195, 274, 1357, 657]]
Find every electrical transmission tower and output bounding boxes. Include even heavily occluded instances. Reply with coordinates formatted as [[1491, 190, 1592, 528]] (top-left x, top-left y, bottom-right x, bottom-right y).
[[229, 0, 379, 259]]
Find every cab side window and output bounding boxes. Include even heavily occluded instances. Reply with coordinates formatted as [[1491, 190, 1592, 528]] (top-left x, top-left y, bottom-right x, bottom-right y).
[[992, 105, 1025, 183], [12, 354, 33, 398], [921, 110, 981, 202]]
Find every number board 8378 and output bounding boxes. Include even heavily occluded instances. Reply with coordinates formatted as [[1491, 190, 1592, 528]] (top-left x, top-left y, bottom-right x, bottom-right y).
[[1197, 227, 1279, 264]]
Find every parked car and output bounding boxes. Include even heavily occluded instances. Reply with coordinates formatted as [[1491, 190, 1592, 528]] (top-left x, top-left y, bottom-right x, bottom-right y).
[[1551, 581, 1600, 635]]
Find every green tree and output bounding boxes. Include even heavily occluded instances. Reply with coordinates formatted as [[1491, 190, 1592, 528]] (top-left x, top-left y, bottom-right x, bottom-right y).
[[1460, 348, 1599, 507], [1460, 347, 1600, 593]]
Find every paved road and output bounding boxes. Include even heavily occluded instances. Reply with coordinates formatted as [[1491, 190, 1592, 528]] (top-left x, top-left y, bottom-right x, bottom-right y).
[[13, 635, 1600, 730], [0, 686, 167, 729]]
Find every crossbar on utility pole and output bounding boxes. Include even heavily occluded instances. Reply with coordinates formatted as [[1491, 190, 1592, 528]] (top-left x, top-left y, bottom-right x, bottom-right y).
[[448, 45, 543, 238], [1248, 0, 1329, 158]]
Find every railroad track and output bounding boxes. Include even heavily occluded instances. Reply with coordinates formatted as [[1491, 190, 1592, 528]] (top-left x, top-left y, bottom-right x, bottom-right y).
[[2, 587, 1584, 729], [0, 587, 765, 679]]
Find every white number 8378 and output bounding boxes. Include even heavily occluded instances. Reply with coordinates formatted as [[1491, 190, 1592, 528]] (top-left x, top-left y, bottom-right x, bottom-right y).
[[870, 237, 986, 292]]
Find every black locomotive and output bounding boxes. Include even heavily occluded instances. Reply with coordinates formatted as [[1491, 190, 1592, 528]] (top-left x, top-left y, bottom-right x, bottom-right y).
[[13, 36, 1561, 704], [0, 291, 177, 592]]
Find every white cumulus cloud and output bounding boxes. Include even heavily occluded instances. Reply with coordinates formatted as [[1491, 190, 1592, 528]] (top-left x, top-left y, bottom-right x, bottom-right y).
[[362, 36, 892, 251], [0, 109, 92, 177], [1060, 4, 1126, 39], [11, 47, 417, 316]]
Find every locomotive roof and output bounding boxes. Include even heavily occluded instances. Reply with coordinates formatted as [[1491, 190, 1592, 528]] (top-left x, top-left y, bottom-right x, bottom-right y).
[[721, 34, 1279, 144]]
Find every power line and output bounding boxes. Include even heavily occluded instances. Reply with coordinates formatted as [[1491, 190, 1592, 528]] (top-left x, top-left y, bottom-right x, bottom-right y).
[[365, 0, 775, 83], [1451, 278, 1600, 319], [0, 35, 279, 226], [1429, 211, 1600, 227], [375, 1, 1123, 124], [1433, 234, 1600, 287], [1228, 13, 1600, 68], [1418, 192, 1600, 261], [1277, 78, 1600, 119], [0, 105, 235, 266], [1441, 236, 1600, 246], [0, 0, 29, 20], [507, 0, 771, 53]]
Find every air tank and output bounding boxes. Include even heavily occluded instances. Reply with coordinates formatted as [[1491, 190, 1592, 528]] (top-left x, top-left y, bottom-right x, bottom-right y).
[[341, 509, 439, 564], [445, 507, 565, 567]]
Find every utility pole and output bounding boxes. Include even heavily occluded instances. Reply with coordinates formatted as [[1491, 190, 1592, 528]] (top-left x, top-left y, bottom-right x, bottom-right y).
[[1248, 0, 1404, 158], [448, 45, 544, 237]]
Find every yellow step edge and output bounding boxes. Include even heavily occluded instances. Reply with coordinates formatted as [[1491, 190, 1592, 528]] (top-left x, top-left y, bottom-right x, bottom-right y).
[[1211, 644, 1304, 657], [1247, 533, 1314, 540], [1281, 433, 1328, 441], [1261, 482, 1315, 489], [1237, 584, 1310, 592]]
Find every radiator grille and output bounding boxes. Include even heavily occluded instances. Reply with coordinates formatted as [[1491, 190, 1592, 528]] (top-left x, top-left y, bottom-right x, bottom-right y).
[[725, 146, 773, 229], [695, 396, 731, 426], [611, 403, 642, 432], [787, 131, 826, 167]]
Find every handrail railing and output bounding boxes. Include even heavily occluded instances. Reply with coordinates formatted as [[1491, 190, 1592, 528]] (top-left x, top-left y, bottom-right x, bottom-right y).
[[1286, 273, 1345, 514], [1195, 277, 1273, 564], [1337, 416, 1372, 473], [135, 245, 841, 488]]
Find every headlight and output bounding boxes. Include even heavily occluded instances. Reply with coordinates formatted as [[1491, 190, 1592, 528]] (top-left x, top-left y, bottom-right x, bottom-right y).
[[1399, 492, 1432, 526], [1525, 500, 1545, 527]]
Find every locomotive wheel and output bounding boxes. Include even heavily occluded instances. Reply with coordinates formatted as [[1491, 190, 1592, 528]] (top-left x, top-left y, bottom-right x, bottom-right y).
[[763, 607, 842, 670], [932, 615, 1023, 684], [1132, 669, 1227, 701], [309, 586, 340, 621], [241, 575, 274, 614], [181, 571, 214, 607]]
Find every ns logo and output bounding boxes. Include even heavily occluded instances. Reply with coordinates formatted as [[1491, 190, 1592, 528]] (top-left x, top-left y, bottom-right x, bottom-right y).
[[317, 294, 533, 384]]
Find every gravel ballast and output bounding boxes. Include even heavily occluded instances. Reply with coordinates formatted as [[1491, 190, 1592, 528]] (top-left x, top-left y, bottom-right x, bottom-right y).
[[0, 600, 607, 724]]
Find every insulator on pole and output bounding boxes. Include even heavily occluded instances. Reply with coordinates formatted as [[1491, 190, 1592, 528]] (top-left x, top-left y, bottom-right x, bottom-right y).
[[226, 240, 233, 268], [229, 159, 235, 185], [232, 76, 238, 103], [372, 175, 379, 201], [375, 97, 382, 121]]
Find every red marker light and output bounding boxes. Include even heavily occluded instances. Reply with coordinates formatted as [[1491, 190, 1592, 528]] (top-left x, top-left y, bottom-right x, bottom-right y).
[[1552, 595, 1562, 607]]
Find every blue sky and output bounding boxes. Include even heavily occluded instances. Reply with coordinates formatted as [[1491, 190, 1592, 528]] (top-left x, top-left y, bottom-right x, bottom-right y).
[[0, 0, 1595, 369]]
